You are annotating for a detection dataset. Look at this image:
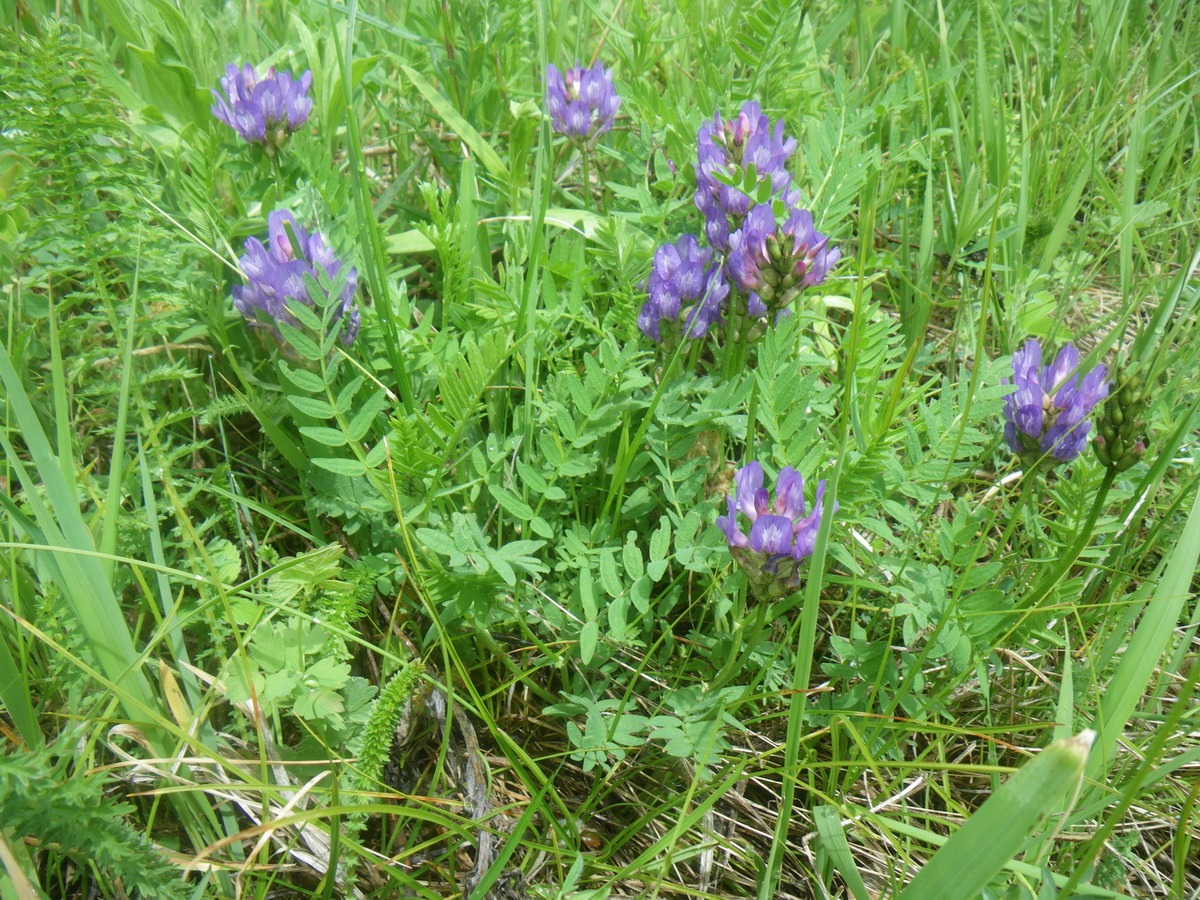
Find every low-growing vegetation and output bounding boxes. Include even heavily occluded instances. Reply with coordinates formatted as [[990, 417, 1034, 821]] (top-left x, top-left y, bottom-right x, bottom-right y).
[[1, 1, 1198, 897]]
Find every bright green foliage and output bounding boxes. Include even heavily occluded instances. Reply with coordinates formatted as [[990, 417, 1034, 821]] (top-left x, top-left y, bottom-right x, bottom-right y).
[[900, 731, 1094, 900], [1, 0, 1199, 897], [354, 660, 425, 793], [225, 618, 374, 733], [0, 742, 184, 898]]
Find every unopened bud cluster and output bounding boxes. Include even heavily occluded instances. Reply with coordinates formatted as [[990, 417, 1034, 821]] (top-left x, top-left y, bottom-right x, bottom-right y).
[[1094, 366, 1151, 472]]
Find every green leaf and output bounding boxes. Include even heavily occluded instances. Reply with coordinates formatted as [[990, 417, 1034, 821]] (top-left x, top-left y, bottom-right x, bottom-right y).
[[598, 549, 622, 598], [516, 461, 547, 492], [484, 547, 516, 585], [401, 65, 508, 181], [323, 356, 343, 384], [649, 516, 671, 562], [899, 731, 1094, 900], [278, 360, 325, 394], [630, 575, 652, 615], [345, 389, 388, 442], [312, 457, 366, 476], [299, 426, 349, 447], [622, 532, 644, 582], [335, 375, 364, 414], [1087, 480, 1200, 785], [287, 395, 336, 418], [277, 322, 322, 360], [386, 228, 437, 255], [416, 528, 458, 556], [286, 296, 322, 329], [306, 657, 352, 691], [294, 687, 345, 723], [813, 806, 871, 900], [502, 540, 546, 556], [488, 484, 535, 521], [364, 438, 388, 467], [579, 564, 597, 620], [579, 620, 599, 665], [608, 595, 628, 643]]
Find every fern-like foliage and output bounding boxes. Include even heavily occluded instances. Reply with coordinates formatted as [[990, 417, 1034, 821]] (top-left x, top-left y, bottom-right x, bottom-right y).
[[731, 0, 807, 74], [197, 393, 256, 427], [0, 21, 199, 457], [0, 22, 186, 305], [0, 743, 184, 898], [340, 660, 425, 881], [391, 329, 515, 480], [354, 660, 426, 793]]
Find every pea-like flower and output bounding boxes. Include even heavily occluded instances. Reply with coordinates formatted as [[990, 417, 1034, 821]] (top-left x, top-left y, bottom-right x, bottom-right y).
[[545, 61, 621, 143], [233, 209, 360, 347], [1003, 339, 1109, 464], [695, 101, 800, 249], [726, 203, 840, 317], [637, 234, 730, 341], [211, 63, 313, 154], [716, 461, 835, 597]]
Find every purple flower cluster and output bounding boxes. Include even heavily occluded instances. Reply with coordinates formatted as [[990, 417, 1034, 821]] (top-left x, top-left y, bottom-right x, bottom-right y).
[[636, 235, 731, 341], [545, 62, 621, 143], [716, 461, 834, 597], [727, 205, 841, 309], [638, 101, 839, 343], [695, 102, 801, 250], [1003, 339, 1109, 464], [211, 63, 313, 154], [233, 209, 361, 346]]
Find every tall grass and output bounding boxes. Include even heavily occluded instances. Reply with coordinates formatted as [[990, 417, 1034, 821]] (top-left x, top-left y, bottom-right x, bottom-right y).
[[1, 1, 1198, 897]]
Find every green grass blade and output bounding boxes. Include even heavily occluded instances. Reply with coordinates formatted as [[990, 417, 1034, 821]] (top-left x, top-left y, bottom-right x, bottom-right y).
[[0, 616, 41, 750], [899, 731, 1094, 900], [0, 342, 161, 739], [401, 64, 508, 182], [876, 813, 1123, 897], [813, 805, 871, 900], [99, 252, 140, 579], [1085, 478, 1200, 786]]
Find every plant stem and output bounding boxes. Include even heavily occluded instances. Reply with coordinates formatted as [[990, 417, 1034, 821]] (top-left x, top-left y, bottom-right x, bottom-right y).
[[1024, 466, 1117, 610], [601, 338, 687, 538], [995, 464, 1041, 556], [581, 144, 593, 211], [270, 155, 285, 201]]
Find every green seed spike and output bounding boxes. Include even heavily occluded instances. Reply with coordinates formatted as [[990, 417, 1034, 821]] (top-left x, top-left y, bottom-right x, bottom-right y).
[[1095, 359, 1153, 472], [899, 730, 1095, 900]]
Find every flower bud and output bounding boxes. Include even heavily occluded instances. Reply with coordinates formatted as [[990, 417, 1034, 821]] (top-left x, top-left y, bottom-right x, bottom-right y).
[[1114, 441, 1145, 472], [1093, 362, 1154, 472]]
